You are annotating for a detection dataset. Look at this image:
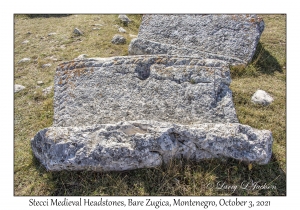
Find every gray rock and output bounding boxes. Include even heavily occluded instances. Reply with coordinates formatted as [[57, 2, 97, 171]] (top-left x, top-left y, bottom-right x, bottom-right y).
[[22, 40, 29, 44], [251, 90, 274, 106], [18, 58, 30, 64], [14, 84, 25, 93], [37, 81, 44, 85], [129, 14, 264, 64], [75, 54, 88, 60], [53, 55, 238, 127], [118, 27, 126, 33], [31, 120, 273, 171], [42, 86, 53, 96], [42, 63, 52, 68], [48, 32, 57, 36], [118, 15, 131, 25], [92, 27, 100, 30], [73, 28, 83, 35], [111, 34, 126, 44]]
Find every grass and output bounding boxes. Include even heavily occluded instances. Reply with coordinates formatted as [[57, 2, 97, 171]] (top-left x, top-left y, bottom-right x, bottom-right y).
[[14, 14, 286, 196]]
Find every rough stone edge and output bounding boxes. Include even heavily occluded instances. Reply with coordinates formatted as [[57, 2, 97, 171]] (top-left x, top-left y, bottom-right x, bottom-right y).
[[31, 121, 273, 172]]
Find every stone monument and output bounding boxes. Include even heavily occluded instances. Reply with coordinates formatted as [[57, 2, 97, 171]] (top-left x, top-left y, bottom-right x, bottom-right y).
[[31, 14, 272, 171]]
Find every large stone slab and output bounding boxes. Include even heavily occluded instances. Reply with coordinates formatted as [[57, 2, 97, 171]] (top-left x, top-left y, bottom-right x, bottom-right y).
[[129, 14, 264, 64], [31, 120, 273, 171], [31, 54, 274, 170], [53, 55, 238, 127]]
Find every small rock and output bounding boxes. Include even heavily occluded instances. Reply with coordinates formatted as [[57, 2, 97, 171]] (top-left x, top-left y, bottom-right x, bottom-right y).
[[118, 27, 126, 33], [47, 56, 58, 61], [129, 34, 137, 38], [22, 40, 29, 44], [18, 58, 30, 64], [73, 28, 83, 35], [118, 15, 131, 25], [42, 63, 52, 68], [111, 34, 126, 45], [48, 32, 57, 36], [15, 84, 25, 93], [76, 54, 88, 60], [251, 90, 274, 106], [92, 27, 100, 30], [37, 81, 44, 85], [92, 24, 103, 27], [27, 31, 31, 35], [43, 86, 53, 96]]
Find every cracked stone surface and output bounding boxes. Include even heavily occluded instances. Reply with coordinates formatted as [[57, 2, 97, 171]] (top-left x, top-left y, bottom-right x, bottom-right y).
[[129, 38, 245, 65], [53, 55, 238, 127], [129, 14, 264, 64], [31, 120, 273, 171]]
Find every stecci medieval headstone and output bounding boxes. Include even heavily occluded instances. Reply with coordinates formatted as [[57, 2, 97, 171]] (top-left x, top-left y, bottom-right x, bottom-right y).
[[53, 55, 238, 127], [31, 14, 273, 172], [129, 14, 265, 65]]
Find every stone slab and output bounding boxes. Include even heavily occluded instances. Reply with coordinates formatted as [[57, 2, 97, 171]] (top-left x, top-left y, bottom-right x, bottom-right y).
[[31, 120, 273, 171], [129, 14, 264, 64], [53, 55, 238, 127]]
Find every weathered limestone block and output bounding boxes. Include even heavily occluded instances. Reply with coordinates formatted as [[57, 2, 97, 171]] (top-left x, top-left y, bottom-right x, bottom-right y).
[[129, 14, 264, 64], [31, 120, 273, 171], [53, 55, 238, 127], [31, 54, 275, 170]]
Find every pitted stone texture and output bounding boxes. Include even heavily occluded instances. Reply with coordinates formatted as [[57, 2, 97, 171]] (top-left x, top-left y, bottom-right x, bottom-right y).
[[129, 14, 264, 64], [54, 55, 238, 127], [31, 120, 273, 171], [129, 38, 245, 65]]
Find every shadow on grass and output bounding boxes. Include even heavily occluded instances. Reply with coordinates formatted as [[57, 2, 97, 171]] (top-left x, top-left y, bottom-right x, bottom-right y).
[[252, 42, 284, 74], [231, 42, 284, 78], [32, 154, 286, 196]]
